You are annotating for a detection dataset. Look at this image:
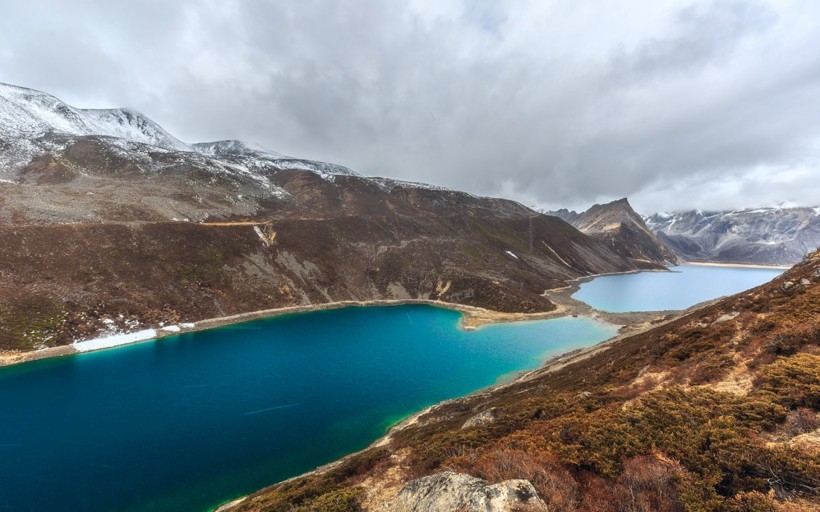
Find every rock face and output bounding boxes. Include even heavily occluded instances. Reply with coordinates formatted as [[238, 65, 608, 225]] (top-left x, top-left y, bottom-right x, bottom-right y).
[[391, 471, 548, 512], [0, 82, 656, 353], [548, 198, 680, 268], [645, 207, 820, 266]]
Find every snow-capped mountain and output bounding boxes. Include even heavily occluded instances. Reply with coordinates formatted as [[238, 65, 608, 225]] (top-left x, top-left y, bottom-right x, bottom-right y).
[[0, 82, 189, 151], [645, 207, 820, 265], [0, 81, 526, 225], [0, 81, 359, 183]]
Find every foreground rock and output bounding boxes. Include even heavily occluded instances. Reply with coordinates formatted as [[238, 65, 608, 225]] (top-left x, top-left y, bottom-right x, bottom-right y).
[[392, 472, 547, 512]]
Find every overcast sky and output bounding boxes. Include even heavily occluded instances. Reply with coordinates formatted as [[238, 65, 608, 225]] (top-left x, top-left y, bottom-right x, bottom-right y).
[[2, 0, 819, 214]]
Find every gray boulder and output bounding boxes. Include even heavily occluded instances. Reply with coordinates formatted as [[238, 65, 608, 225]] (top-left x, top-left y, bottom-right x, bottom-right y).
[[391, 471, 547, 512]]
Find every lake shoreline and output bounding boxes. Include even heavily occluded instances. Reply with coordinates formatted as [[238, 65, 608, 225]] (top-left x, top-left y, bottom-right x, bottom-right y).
[[685, 261, 792, 270], [0, 297, 586, 368], [0, 264, 683, 368], [214, 287, 694, 512]]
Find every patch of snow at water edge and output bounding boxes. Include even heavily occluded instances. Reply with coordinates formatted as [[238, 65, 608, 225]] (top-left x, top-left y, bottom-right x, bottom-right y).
[[73, 329, 157, 352], [181, 322, 195, 329], [505, 250, 519, 259], [160, 325, 181, 333]]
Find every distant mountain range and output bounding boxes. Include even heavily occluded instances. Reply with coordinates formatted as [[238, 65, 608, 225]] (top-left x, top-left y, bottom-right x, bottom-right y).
[[645, 207, 820, 266], [550, 202, 819, 267], [0, 82, 670, 352]]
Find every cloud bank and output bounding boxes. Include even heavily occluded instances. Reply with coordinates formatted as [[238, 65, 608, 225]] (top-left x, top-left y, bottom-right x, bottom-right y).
[[2, 0, 819, 213]]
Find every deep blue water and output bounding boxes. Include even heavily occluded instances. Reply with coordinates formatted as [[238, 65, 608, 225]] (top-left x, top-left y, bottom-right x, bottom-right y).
[[573, 264, 784, 312], [0, 305, 616, 512]]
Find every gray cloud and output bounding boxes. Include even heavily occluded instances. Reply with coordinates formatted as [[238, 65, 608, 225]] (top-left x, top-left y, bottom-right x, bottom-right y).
[[2, 0, 819, 214]]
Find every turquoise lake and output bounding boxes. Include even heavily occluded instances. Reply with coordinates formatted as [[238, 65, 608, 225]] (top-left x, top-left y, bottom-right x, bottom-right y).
[[0, 305, 616, 512], [572, 264, 785, 312]]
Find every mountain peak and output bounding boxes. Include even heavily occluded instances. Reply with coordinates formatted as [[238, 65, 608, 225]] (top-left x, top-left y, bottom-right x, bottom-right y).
[[576, 198, 643, 233], [0, 81, 189, 152], [80, 107, 190, 152], [0, 81, 364, 185], [569, 198, 680, 266]]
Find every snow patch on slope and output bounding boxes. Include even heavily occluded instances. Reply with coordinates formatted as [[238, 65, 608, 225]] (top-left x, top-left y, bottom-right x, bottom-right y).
[[193, 140, 288, 159], [82, 108, 190, 152], [269, 159, 359, 181], [370, 176, 460, 194]]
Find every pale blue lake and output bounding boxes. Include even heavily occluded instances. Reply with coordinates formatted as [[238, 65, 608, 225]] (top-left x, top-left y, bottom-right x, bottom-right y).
[[572, 264, 785, 312], [0, 305, 616, 512]]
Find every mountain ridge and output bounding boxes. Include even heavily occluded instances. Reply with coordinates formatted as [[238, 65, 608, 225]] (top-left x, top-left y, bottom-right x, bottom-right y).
[[547, 198, 680, 267], [645, 206, 820, 266]]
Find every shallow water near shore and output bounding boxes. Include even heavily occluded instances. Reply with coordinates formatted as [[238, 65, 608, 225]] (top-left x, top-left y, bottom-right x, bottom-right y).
[[573, 264, 785, 312], [0, 304, 616, 512]]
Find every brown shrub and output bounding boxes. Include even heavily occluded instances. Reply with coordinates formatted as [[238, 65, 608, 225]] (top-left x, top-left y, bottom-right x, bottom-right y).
[[754, 353, 820, 410], [783, 408, 820, 437], [469, 449, 579, 512]]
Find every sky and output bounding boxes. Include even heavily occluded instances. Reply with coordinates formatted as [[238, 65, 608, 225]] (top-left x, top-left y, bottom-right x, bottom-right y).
[[1, 0, 819, 214]]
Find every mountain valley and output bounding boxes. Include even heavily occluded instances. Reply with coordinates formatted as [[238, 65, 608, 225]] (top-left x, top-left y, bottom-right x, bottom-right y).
[[0, 83, 668, 356]]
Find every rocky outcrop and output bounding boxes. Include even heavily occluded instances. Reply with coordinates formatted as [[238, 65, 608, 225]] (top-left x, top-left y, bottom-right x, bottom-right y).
[[645, 207, 820, 266], [548, 198, 679, 268], [391, 471, 548, 512]]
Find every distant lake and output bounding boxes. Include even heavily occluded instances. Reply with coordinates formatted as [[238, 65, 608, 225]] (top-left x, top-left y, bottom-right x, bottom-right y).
[[0, 305, 616, 512], [572, 264, 785, 312]]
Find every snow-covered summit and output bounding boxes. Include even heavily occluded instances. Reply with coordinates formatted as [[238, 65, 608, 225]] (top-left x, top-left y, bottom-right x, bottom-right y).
[[0, 82, 360, 182], [645, 206, 820, 265], [81, 108, 190, 152], [0, 82, 189, 152]]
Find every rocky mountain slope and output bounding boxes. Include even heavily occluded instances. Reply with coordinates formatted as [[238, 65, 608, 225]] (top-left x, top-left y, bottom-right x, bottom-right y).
[[548, 199, 680, 267], [0, 82, 666, 354], [226, 250, 820, 512], [646, 207, 820, 266]]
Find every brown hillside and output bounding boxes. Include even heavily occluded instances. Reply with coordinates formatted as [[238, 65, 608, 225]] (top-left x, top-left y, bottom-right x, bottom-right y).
[[0, 209, 638, 353]]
